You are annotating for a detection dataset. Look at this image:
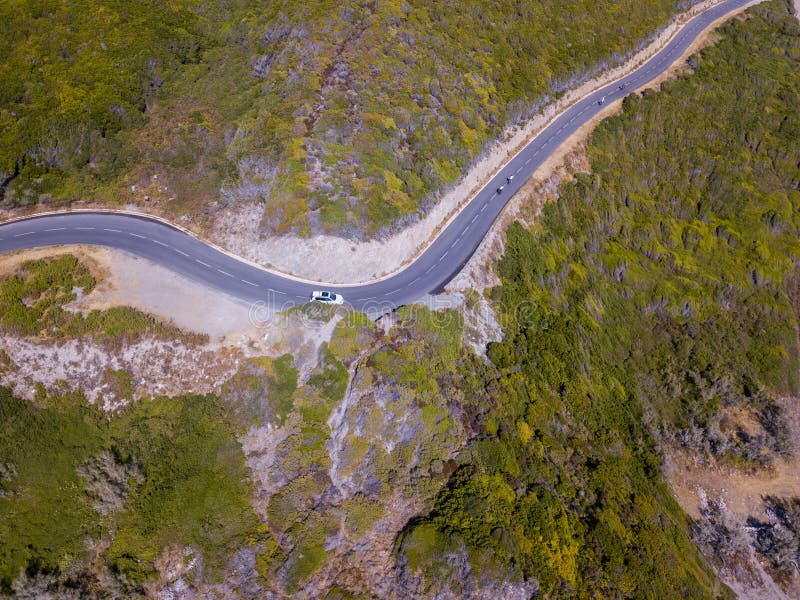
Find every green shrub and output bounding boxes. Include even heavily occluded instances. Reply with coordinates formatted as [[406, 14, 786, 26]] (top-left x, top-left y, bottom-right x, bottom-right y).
[[0, 388, 260, 591]]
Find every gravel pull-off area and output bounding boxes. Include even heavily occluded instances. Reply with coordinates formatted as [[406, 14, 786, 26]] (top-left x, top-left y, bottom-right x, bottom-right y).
[[66, 246, 259, 343]]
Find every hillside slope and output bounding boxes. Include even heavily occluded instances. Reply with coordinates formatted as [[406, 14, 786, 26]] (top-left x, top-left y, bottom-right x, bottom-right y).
[[400, 1, 800, 596], [2, 0, 697, 238]]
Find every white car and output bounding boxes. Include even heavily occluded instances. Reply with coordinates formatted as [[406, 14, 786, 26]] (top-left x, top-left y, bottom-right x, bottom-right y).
[[310, 290, 344, 305]]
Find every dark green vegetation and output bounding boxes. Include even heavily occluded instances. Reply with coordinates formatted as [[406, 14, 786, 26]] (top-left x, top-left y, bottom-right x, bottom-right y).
[[401, 1, 800, 596], [0, 389, 258, 593], [3, 0, 697, 237], [0, 254, 206, 346]]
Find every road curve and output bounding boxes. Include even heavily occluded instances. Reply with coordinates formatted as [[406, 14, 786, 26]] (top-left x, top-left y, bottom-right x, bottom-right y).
[[0, 0, 756, 313]]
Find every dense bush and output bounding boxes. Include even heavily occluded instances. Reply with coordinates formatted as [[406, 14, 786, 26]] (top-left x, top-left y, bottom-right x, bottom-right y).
[[0, 389, 258, 591], [400, 1, 800, 596]]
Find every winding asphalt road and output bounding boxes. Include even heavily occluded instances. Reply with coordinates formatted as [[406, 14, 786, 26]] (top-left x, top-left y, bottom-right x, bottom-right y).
[[0, 0, 757, 313]]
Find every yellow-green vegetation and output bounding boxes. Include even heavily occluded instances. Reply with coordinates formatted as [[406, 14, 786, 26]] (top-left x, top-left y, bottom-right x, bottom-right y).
[[400, 1, 800, 596], [0, 389, 260, 593], [254, 334, 352, 592], [2, 0, 696, 237], [221, 354, 298, 428], [0, 254, 206, 346], [342, 494, 384, 539], [328, 312, 376, 365]]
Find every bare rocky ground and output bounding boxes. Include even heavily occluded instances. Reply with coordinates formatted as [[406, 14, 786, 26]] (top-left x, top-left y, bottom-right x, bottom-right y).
[[664, 395, 800, 599]]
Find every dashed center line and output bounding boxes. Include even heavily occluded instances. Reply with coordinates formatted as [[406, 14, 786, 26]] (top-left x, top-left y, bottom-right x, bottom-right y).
[[0, 6, 729, 312]]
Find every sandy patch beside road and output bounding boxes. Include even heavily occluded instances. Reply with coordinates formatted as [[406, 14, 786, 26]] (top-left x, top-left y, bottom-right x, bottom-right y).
[[71, 248, 258, 343]]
